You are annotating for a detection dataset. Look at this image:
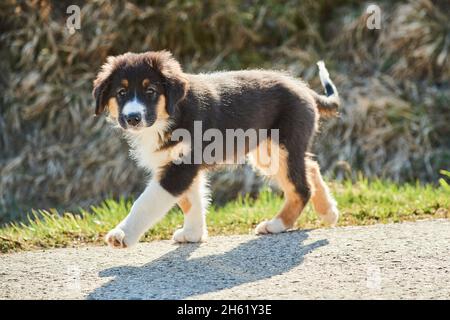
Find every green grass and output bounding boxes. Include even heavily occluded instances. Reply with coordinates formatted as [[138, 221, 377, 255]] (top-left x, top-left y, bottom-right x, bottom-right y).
[[0, 178, 448, 253]]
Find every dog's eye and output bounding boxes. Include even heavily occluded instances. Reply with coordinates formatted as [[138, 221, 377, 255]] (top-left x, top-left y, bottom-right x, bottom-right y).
[[117, 88, 127, 97], [146, 87, 156, 95]]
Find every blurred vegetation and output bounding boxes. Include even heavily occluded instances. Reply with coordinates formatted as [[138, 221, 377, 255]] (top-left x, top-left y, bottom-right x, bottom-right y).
[[0, 0, 449, 223]]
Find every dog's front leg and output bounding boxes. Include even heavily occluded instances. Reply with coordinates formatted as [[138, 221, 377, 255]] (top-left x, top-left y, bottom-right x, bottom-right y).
[[105, 180, 177, 248], [173, 172, 209, 243]]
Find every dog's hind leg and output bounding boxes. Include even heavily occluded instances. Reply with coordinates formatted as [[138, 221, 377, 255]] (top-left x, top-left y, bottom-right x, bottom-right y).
[[307, 159, 339, 225], [254, 143, 311, 234], [173, 171, 209, 243]]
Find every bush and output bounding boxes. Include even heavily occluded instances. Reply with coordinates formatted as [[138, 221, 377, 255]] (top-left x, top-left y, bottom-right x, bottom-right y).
[[0, 0, 449, 222]]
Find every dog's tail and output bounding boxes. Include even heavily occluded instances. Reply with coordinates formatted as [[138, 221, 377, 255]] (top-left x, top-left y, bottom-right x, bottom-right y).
[[311, 61, 340, 117]]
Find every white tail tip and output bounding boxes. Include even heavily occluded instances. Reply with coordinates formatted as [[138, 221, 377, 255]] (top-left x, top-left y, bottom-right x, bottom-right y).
[[317, 60, 338, 97], [317, 60, 330, 86]]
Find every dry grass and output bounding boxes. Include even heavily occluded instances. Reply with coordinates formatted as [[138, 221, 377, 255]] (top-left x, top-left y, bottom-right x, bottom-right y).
[[316, 0, 450, 181], [0, 0, 449, 222]]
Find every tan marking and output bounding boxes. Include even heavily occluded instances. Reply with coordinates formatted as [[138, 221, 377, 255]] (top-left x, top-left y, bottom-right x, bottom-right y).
[[156, 95, 169, 120], [142, 78, 150, 88], [107, 97, 119, 119], [250, 143, 304, 228], [273, 147, 305, 228], [121, 79, 128, 88], [174, 171, 206, 215], [248, 139, 273, 174], [307, 159, 334, 216], [178, 196, 192, 214]]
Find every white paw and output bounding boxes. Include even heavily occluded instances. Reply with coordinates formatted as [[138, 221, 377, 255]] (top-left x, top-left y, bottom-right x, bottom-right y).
[[255, 218, 287, 235], [172, 227, 207, 243], [320, 206, 339, 226], [105, 228, 129, 248]]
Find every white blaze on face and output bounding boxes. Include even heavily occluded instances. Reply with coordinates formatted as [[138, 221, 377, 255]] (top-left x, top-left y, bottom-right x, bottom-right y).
[[122, 97, 145, 117]]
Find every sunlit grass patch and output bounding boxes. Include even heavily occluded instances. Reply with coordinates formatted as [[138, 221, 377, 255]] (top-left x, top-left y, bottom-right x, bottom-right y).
[[0, 179, 448, 253]]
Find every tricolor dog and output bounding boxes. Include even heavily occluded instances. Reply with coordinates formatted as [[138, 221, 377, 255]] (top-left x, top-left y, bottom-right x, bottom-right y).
[[93, 50, 340, 248]]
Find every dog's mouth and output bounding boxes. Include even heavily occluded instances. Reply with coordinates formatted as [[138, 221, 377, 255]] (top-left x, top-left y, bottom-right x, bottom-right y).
[[123, 124, 144, 131]]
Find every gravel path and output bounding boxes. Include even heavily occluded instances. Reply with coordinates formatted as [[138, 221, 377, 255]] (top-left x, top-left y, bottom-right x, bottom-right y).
[[1, 219, 449, 299]]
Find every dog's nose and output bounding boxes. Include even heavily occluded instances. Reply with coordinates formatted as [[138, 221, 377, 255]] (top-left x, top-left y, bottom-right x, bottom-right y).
[[124, 113, 142, 127]]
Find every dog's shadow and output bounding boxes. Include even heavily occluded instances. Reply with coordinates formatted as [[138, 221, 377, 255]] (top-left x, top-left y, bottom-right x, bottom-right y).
[[87, 230, 327, 300]]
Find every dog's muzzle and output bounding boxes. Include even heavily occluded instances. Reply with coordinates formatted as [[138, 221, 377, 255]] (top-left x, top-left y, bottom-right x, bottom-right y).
[[123, 113, 142, 127]]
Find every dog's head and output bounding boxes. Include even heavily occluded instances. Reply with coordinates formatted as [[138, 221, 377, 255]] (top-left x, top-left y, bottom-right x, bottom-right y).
[[92, 50, 188, 131]]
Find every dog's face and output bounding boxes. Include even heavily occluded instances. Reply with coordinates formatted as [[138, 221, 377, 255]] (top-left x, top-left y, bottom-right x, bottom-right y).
[[106, 65, 167, 130], [93, 51, 188, 131]]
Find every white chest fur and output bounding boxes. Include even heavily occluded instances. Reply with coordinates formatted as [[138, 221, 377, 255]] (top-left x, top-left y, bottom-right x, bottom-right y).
[[125, 121, 171, 174], [125, 120, 188, 176]]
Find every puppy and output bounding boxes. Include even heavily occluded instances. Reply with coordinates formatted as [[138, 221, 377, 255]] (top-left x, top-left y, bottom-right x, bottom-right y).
[[93, 50, 340, 248]]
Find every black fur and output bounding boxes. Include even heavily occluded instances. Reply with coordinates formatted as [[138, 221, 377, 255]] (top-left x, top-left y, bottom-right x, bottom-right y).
[[325, 82, 334, 96]]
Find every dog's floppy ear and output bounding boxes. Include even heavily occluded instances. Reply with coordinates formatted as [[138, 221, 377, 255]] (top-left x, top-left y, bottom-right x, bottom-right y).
[[92, 79, 110, 116], [149, 51, 188, 115], [164, 75, 188, 115], [92, 56, 117, 116]]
